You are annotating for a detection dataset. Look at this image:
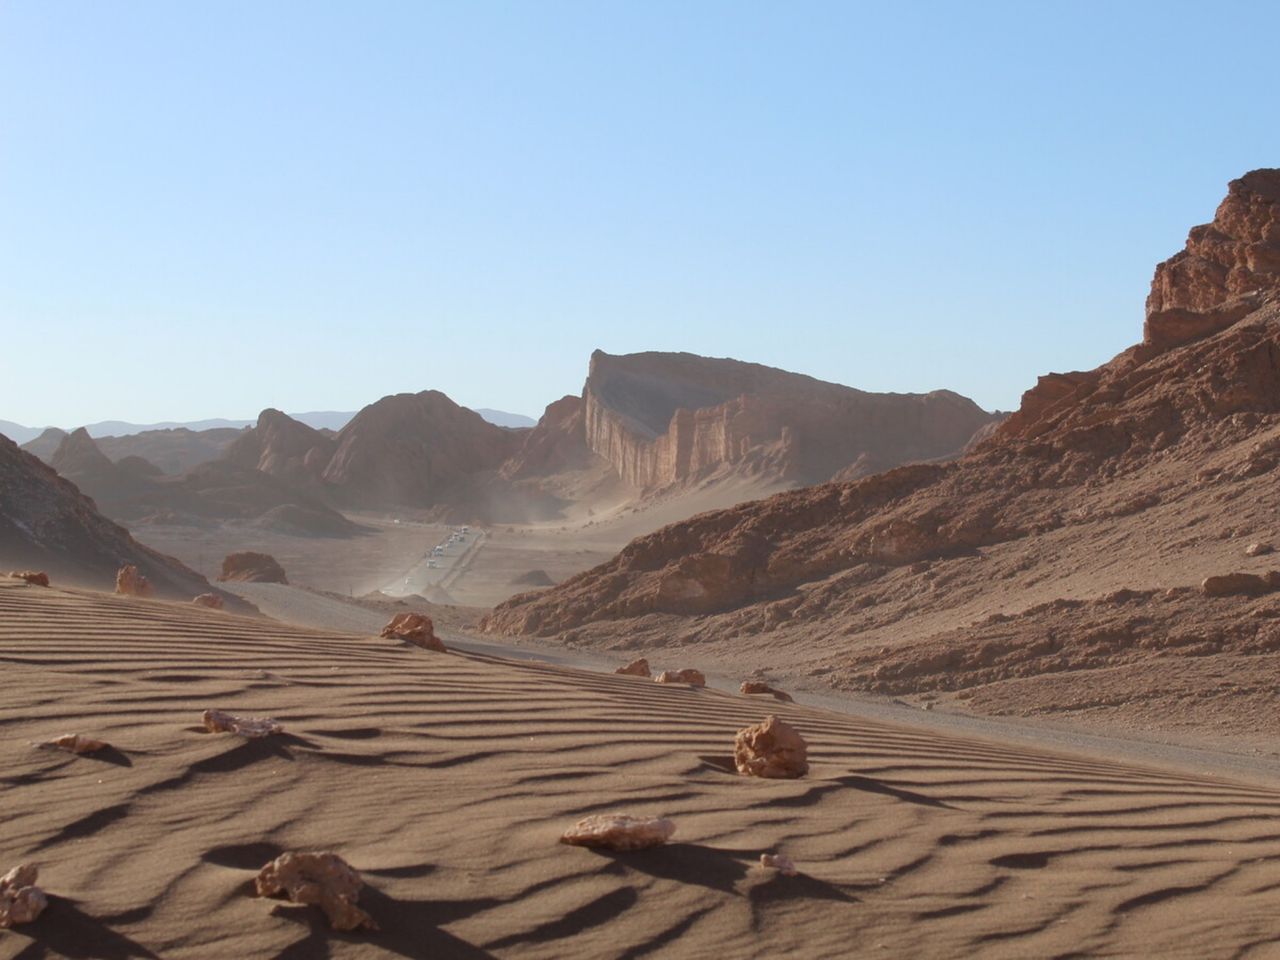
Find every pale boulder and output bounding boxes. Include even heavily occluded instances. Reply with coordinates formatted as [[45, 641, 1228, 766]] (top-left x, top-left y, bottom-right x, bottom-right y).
[[560, 814, 676, 851], [0, 863, 47, 928]]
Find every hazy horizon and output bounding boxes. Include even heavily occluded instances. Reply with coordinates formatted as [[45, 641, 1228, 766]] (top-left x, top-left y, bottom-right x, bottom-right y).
[[4, 1, 1279, 426]]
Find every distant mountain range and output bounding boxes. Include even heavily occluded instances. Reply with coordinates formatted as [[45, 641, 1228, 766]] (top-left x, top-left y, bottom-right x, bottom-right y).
[[0, 408, 537, 445]]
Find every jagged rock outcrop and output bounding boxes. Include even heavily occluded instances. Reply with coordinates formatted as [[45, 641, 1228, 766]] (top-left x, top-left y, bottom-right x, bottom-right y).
[[219, 552, 288, 584], [1145, 169, 1280, 349], [322, 391, 523, 507], [0, 433, 244, 605], [581, 350, 1000, 490]]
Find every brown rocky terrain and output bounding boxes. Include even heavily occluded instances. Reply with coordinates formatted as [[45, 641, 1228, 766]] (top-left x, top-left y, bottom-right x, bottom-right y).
[[0, 433, 246, 606], [484, 169, 1280, 746]]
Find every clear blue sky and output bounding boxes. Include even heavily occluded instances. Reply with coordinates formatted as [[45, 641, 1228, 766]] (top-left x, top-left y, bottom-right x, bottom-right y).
[[2, 1, 1277, 427]]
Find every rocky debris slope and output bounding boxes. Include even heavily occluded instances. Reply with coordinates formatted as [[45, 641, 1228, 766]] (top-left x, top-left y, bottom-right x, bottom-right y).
[[0, 433, 246, 606], [482, 170, 1280, 739]]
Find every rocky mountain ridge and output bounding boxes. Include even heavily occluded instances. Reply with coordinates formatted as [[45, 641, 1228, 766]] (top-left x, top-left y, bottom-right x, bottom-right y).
[[479, 169, 1280, 739]]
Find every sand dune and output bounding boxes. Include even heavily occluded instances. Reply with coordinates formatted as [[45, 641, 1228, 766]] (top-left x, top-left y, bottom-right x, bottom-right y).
[[2, 578, 1278, 958]]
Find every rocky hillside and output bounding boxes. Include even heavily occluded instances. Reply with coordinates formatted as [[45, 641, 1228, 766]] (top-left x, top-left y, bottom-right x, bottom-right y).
[[579, 350, 1000, 489], [0, 433, 247, 605], [321, 391, 525, 508], [482, 170, 1280, 742], [223, 408, 335, 485]]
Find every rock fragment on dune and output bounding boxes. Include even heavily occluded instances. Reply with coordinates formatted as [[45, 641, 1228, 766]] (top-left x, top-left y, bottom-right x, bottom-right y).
[[202, 709, 283, 738], [559, 814, 676, 851], [761, 853, 798, 876], [740, 680, 794, 702], [734, 715, 809, 779], [0, 863, 47, 928], [615, 657, 651, 677], [256, 852, 377, 932], [41, 733, 109, 755], [115, 564, 154, 598], [654, 668, 706, 687], [7, 571, 48, 587], [380, 612, 446, 651], [1246, 542, 1274, 557], [192, 593, 224, 609]]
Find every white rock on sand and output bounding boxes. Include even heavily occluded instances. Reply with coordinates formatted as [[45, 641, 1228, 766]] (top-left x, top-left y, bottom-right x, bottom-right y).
[[560, 814, 676, 851]]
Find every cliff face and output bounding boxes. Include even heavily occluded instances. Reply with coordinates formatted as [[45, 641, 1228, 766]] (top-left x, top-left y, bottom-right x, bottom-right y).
[[322, 391, 525, 507], [483, 170, 1280, 654], [581, 350, 1000, 489]]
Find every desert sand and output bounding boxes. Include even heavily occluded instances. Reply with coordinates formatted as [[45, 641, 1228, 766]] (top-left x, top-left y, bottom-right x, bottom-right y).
[[2, 576, 1278, 958]]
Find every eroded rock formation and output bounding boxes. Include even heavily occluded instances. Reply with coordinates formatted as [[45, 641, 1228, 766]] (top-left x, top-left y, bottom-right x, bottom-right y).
[[192, 593, 224, 609]]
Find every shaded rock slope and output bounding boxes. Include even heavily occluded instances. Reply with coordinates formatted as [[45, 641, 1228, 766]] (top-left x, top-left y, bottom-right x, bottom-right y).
[[0, 433, 248, 607]]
